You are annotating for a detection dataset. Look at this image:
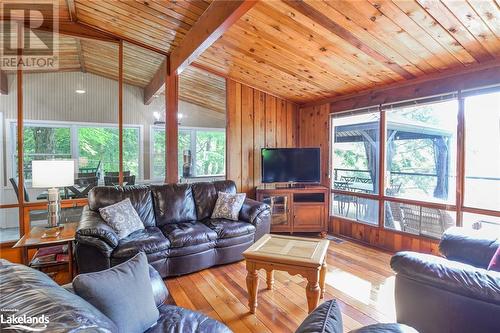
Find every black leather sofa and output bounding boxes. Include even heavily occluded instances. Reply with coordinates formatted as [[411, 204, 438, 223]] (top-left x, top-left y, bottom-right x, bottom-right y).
[[75, 180, 271, 277], [295, 298, 417, 333], [0, 259, 231, 332], [391, 227, 500, 333]]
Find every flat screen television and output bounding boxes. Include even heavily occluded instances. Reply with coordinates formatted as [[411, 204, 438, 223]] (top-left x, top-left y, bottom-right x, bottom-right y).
[[261, 148, 321, 184]]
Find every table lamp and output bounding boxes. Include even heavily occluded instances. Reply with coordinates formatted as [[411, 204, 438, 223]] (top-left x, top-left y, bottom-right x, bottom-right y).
[[32, 160, 75, 228]]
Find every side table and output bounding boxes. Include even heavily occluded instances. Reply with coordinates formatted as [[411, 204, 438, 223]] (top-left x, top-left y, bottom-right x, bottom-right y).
[[13, 222, 78, 280]]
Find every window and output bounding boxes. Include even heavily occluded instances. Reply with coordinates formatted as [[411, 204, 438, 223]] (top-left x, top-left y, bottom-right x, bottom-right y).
[[179, 128, 225, 178], [178, 65, 226, 182], [464, 90, 500, 212], [11, 122, 140, 182], [329, 91, 500, 240], [384, 99, 458, 204], [151, 126, 166, 180], [331, 109, 379, 224], [151, 126, 226, 180], [13, 124, 72, 180], [194, 130, 225, 177]]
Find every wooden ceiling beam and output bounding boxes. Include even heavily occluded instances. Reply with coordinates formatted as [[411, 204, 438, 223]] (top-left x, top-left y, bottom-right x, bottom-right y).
[[76, 39, 86, 73], [0, 71, 8, 95], [169, 0, 257, 75], [144, 58, 167, 104], [145, 0, 255, 104]]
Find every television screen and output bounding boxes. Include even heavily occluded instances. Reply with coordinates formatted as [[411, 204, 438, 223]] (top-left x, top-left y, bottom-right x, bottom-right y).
[[261, 148, 321, 183]]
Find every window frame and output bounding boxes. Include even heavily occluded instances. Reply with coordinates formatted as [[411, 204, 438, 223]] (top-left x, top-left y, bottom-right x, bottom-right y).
[[150, 125, 226, 180], [8, 119, 143, 183], [330, 87, 500, 238]]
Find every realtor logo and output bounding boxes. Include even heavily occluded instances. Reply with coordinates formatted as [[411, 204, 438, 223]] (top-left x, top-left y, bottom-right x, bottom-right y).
[[1, 1, 59, 71], [1, 309, 49, 332]]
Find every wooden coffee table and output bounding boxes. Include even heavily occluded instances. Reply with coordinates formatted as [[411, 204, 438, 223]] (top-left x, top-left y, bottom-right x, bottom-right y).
[[242, 234, 329, 314]]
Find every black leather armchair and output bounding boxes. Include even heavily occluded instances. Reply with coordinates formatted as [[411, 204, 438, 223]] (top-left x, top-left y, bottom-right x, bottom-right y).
[[75, 180, 271, 278], [391, 227, 500, 333]]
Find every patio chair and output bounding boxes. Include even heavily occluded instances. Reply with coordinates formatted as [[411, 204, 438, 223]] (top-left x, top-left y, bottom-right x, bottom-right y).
[[355, 177, 372, 184], [104, 175, 135, 186], [399, 204, 455, 238], [79, 160, 101, 177], [69, 176, 98, 198], [104, 171, 131, 177], [334, 181, 354, 216], [340, 176, 355, 183]]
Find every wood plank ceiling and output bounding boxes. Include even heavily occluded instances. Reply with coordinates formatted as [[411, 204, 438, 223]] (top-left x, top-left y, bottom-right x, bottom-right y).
[[73, 0, 212, 54], [3, 0, 499, 106], [194, 0, 500, 103]]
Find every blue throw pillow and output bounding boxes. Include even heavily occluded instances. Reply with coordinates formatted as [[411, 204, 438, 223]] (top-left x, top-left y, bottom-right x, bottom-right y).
[[295, 300, 343, 333], [73, 252, 159, 333]]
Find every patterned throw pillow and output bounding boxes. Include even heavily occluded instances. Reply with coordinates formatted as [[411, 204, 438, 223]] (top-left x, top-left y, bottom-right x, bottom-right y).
[[211, 192, 246, 221], [99, 198, 144, 239]]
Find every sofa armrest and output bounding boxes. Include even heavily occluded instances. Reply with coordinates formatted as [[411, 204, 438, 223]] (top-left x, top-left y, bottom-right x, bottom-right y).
[[440, 227, 499, 269], [239, 198, 271, 241], [239, 198, 270, 224], [148, 265, 169, 308], [391, 251, 500, 305], [76, 206, 119, 248]]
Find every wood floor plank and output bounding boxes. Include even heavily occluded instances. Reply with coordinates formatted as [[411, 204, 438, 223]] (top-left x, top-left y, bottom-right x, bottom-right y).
[[165, 238, 396, 331]]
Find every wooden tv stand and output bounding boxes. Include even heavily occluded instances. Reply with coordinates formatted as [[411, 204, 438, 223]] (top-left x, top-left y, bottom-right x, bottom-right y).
[[256, 184, 329, 234]]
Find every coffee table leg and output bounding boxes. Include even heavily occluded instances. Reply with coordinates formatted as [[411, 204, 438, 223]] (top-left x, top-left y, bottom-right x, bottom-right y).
[[319, 262, 327, 299], [306, 270, 321, 313], [266, 270, 274, 290], [246, 261, 259, 313]]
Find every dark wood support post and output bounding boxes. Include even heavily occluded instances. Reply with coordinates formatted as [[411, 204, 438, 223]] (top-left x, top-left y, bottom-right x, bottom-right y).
[[118, 41, 124, 185], [166, 57, 179, 184]]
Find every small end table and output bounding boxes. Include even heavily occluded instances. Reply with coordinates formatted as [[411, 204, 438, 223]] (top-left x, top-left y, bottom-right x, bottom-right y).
[[243, 234, 329, 314], [13, 222, 78, 280]]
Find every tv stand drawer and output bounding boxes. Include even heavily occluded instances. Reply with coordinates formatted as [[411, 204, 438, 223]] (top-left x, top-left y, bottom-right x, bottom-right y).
[[293, 193, 325, 203]]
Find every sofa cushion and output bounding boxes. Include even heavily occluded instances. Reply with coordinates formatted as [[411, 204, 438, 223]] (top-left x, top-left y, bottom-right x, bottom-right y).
[[112, 227, 170, 258], [146, 304, 232, 333], [99, 198, 145, 239], [160, 222, 217, 248], [151, 184, 197, 226], [203, 218, 255, 239], [0, 260, 117, 332], [295, 299, 343, 333], [191, 180, 237, 220], [89, 185, 156, 227], [73, 253, 159, 333]]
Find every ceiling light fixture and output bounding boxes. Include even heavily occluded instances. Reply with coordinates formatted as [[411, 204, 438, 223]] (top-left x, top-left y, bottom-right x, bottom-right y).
[[75, 89, 86, 94]]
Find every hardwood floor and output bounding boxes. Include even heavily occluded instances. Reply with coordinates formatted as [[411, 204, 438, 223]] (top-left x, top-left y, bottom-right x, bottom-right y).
[[165, 237, 396, 332]]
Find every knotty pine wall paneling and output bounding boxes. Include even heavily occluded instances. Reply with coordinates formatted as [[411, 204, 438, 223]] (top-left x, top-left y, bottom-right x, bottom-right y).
[[333, 217, 440, 255], [227, 79, 298, 197], [298, 103, 330, 187]]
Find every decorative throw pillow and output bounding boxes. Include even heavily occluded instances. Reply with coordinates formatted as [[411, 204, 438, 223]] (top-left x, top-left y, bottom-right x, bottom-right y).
[[488, 246, 500, 272], [211, 191, 246, 221], [73, 253, 159, 333], [99, 198, 144, 239]]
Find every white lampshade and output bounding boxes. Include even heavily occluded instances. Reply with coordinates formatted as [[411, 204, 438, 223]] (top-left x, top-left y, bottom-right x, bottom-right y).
[[32, 160, 75, 188]]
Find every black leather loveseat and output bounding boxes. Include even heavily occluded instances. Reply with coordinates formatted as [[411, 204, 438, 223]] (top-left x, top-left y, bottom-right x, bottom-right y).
[[75, 180, 271, 277], [391, 227, 500, 333]]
